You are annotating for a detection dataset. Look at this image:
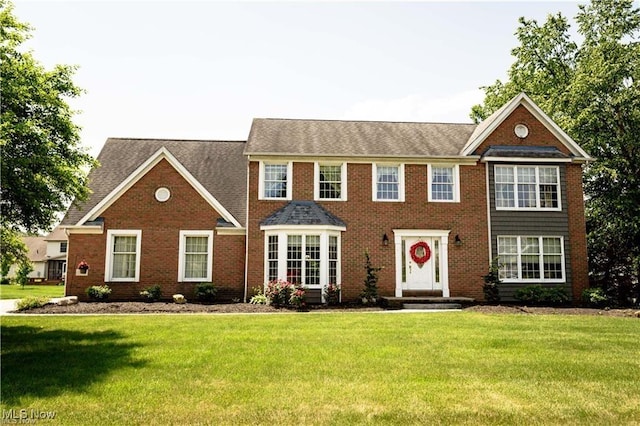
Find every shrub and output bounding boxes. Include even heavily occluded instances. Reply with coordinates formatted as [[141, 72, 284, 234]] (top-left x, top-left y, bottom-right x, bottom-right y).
[[289, 286, 307, 310], [324, 283, 341, 305], [249, 286, 268, 305], [195, 283, 217, 303], [514, 285, 569, 306], [264, 279, 294, 307], [1, 277, 10, 285], [582, 287, 608, 308], [360, 250, 382, 305], [16, 296, 49, 311], [86, 285, 112, 301], [140, 285, 162, 301], [482, 258, 501, 303]]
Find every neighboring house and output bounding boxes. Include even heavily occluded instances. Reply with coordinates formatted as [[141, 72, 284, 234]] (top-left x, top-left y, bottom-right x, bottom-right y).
[[62, 93, 591, 302], [8, 227, 67, 283]]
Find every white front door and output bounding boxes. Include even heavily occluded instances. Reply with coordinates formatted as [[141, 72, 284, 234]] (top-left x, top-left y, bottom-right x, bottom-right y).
[[404, 237, 440, 291]]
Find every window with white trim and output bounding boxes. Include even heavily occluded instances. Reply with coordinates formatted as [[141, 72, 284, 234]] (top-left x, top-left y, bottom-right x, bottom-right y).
[[497, 236, 565, 282], [495, 165, 560, 210], [178, 230, 213, 282], [105, 230, 142, 282], [428, 165, 459, 202], [315, 163, 346, 201], [264, 230, 341, 288], [259, 162, 291, 200], [373, 164, 404, 201]]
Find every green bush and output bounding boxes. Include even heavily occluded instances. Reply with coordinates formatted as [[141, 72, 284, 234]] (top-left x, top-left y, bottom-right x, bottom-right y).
[[1, 277, 10, 285], [582, 287, 608, 308], [482, 258, 502, 304], [324, 283, 341, 306], [16, 296, 49, 311], [140, 285, 162, 301], [194, 283, 217, 303], [86, 285, 112, 301], [514, 285, 569, 306]]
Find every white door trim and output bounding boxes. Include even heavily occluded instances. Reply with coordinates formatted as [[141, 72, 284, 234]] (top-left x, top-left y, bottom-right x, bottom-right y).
[[392, 229, 451, 297]]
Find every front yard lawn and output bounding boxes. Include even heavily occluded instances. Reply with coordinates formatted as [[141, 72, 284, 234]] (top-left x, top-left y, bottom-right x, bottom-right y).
[[0, 284, 65, 300], [2, 312, 639, 425]]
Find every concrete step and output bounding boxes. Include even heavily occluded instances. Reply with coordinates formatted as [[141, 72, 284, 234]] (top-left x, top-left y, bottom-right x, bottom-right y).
[[403, 303, 462, 310]]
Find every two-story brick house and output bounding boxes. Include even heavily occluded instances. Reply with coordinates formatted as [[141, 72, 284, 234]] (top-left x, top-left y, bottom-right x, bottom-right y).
[[62, 93, 591, 303]]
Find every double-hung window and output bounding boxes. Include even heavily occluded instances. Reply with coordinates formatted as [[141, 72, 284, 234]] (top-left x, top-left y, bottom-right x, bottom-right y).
[[178, 231, 213, 282], [373, 163, 404, 201], [315, 163, 346, 201], [259, 162, 291, 200], [497, 236, 565, 282], [105, 230, 142, 282], [495, 165, 560, 210], [428, 165, 459, 202]]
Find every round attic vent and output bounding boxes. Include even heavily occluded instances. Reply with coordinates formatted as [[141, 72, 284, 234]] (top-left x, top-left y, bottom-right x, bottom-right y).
[[155, 187, 171, 202], [514, 124, 529, 139]]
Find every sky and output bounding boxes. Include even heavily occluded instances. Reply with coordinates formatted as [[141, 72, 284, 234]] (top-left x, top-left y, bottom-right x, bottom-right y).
[[13, 1, 585, 157]]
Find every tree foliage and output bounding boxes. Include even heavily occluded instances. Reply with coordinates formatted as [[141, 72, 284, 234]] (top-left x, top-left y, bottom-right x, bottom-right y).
[[0, 0, 96, 269], [472, 0, 640, 305], [1, 0, 96, 233]]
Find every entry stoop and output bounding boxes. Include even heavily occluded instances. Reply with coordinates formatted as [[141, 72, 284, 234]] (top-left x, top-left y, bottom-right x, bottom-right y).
[[380, 296, 474, 310]]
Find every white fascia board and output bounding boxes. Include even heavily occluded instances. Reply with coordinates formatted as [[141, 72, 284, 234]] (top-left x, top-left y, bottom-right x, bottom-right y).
[[76, 147, 242, 228], [215, 227, 246, 236], [62, 225, 104, 235], [248, 154, 480, 165]]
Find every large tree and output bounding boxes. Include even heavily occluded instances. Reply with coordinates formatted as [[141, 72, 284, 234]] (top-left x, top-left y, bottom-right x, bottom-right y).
[[1, 1, 96, 264], [472, 0, 640, 305]]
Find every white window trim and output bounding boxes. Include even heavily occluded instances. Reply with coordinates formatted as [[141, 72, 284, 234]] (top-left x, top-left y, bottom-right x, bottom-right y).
[[428, 164, 460, 203], [314, 162, 347, 201], [372, 163, 405, 202], [497, 235, 566, 283], [263, 229, 342, 293], [495, 165, 562, 211], [258, 161, 292, 201], [178, 230, 214, 282], [105, 229, 142, 282]]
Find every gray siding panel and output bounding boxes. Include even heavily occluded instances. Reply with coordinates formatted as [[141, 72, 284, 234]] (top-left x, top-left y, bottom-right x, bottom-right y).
[[488, 163, 572, 300]]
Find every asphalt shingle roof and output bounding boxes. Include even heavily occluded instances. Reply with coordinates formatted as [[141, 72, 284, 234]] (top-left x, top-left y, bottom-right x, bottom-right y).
[[261, 201, 346, 227], [245, 118, 477, 157], [62, 138, 247, 226]]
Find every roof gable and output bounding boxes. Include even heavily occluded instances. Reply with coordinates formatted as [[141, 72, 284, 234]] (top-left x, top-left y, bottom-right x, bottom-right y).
[[63, 139, 247, 227], [462, 93, 592, 160]]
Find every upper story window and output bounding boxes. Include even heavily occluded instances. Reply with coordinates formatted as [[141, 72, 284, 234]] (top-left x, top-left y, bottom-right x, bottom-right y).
[[315, 163, 347, 201], [428, 165, 460, 202], [60, 242, 67, 253], [105, 230, 142, 282], [259, 161, 292, 200], [178, 230, 213, 282], [373, 163, 404, 202], [495, 165, 560, 210]]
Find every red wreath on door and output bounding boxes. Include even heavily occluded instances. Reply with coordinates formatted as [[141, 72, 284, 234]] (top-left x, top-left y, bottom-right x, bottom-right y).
[[410, 241, 431, 266]]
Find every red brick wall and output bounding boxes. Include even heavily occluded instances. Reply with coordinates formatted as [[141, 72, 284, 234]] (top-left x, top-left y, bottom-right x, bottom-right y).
[[475, 105, 573, 155], [566, 164, 589, 301], [66, 159, 245, 301], [246, 160, 489, 301]]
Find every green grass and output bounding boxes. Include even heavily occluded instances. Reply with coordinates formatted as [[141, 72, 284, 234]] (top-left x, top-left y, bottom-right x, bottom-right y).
[[2, 312, 639, 425], [0, 284, 65, 300]]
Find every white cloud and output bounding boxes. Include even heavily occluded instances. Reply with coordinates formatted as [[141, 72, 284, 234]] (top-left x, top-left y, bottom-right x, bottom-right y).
[[342, 89, 485, 124]]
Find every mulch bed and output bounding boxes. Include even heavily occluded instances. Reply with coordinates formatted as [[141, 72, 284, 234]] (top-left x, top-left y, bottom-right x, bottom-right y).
[[13, 301, 640, 316]]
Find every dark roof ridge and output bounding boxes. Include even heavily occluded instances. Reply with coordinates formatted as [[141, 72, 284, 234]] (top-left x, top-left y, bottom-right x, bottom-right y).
[[253, 117, 476, 126]]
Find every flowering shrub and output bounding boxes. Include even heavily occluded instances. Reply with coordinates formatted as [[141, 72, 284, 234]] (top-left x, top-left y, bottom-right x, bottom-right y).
[[324, 283, 341, 306], [86, 285, 112, 301], [289, 286, 306, 310], [264, 279, 294, 307], [249, 286, 268, 305]]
